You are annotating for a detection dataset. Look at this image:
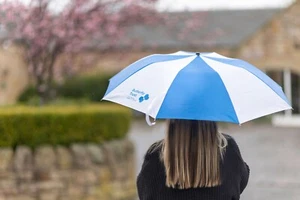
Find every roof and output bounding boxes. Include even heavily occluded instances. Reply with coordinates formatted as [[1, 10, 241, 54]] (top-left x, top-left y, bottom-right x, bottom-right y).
[[0, 8, 282, 49], [110, 8, 281, 50]]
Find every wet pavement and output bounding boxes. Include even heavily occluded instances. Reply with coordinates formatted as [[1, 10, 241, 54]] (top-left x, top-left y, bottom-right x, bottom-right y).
[[128, 120, 300, 200]]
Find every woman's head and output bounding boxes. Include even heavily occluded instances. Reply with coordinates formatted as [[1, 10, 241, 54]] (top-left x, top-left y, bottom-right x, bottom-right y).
[[162, 119, 227, 189]]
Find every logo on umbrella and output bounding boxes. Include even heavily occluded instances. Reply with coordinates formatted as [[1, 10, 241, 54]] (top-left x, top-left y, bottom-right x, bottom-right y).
[[127, 88, 149, 103], [139, 94, 150, 103]]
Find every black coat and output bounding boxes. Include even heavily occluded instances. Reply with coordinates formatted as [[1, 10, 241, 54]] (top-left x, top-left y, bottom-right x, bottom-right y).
[[137, 134, 250, 200]]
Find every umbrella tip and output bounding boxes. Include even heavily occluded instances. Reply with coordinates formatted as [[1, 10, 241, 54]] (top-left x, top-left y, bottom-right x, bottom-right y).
[[196, 52, 200, 56]]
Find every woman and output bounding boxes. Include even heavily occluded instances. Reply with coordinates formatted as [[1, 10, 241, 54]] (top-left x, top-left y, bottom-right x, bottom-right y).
[[137, 119, 250, 200]]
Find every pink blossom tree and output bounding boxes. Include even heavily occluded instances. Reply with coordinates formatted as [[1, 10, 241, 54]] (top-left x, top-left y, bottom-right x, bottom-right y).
[[0, 0, 160, 103]]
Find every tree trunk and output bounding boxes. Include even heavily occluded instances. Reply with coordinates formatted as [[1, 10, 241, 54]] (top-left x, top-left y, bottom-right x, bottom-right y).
[[32, 52, 58, 105], [36, 75, 47, 105], [46, 52, 58, 102]]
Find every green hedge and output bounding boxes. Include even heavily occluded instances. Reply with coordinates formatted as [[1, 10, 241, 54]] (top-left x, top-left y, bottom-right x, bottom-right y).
[[18, 73, 114, 103], [18, 85, 38, 103], [0, 104, 131, 148], [57, 73, 113, 102]]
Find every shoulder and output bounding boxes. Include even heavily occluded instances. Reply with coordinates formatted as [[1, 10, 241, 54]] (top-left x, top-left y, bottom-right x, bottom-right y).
[[222, 133, 244, 160], [137, 141, 164, 197], [222, 133, 234, 141], [144, 140, 163, 160], [222, 133, 238, 148]]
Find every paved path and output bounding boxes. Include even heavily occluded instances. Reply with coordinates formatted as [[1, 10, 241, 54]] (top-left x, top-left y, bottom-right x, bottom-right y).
[[128, 120, 300, 200]]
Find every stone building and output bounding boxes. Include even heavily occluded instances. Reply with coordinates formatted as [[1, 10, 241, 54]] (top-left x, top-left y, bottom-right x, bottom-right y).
[[1, 1, 300, 126], [0, 25, 28, 105]]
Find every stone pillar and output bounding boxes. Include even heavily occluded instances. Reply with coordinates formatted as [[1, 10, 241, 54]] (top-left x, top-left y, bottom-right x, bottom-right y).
[[284, 68, 292, 116]]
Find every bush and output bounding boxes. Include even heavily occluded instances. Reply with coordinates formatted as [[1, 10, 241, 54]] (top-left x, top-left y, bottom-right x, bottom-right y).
[[57, 73, 114, 102], [17, 73, 115, 103], [18, 85, 37, 102], [0, 104, 131, 148]]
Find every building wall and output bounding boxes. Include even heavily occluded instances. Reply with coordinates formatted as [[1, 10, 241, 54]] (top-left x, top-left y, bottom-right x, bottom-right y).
[[0, 44, 28, 105], [237, 0, 300, 74], [87, 48, 232, 74]]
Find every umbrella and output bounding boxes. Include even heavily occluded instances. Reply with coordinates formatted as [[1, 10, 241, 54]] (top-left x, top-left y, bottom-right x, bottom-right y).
[[102, 51, 292, 125]]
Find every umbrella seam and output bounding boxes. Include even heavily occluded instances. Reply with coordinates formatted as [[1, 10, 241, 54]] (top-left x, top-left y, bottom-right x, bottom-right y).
[[103, 55, 194, 97]]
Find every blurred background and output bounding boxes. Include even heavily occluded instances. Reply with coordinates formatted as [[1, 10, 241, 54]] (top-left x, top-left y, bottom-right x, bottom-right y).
[[0, 0, 299, 199]]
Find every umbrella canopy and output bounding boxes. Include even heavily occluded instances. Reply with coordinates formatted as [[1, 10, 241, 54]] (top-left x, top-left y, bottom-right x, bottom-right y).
[[102, 51, 292, 124]]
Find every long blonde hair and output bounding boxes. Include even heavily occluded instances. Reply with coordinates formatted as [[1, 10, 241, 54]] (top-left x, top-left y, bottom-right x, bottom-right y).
[[161, 119, 227, 189]]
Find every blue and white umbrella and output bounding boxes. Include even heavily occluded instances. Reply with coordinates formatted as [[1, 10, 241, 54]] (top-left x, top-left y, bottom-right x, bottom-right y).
[[103, 51, 292, 125]]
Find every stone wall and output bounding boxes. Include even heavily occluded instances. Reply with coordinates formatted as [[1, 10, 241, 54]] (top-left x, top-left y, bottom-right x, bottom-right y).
[[0, 139, 136, 200]]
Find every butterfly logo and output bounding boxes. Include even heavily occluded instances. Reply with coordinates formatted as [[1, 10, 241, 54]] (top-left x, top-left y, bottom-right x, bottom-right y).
[[139, 94, 149, 103]]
